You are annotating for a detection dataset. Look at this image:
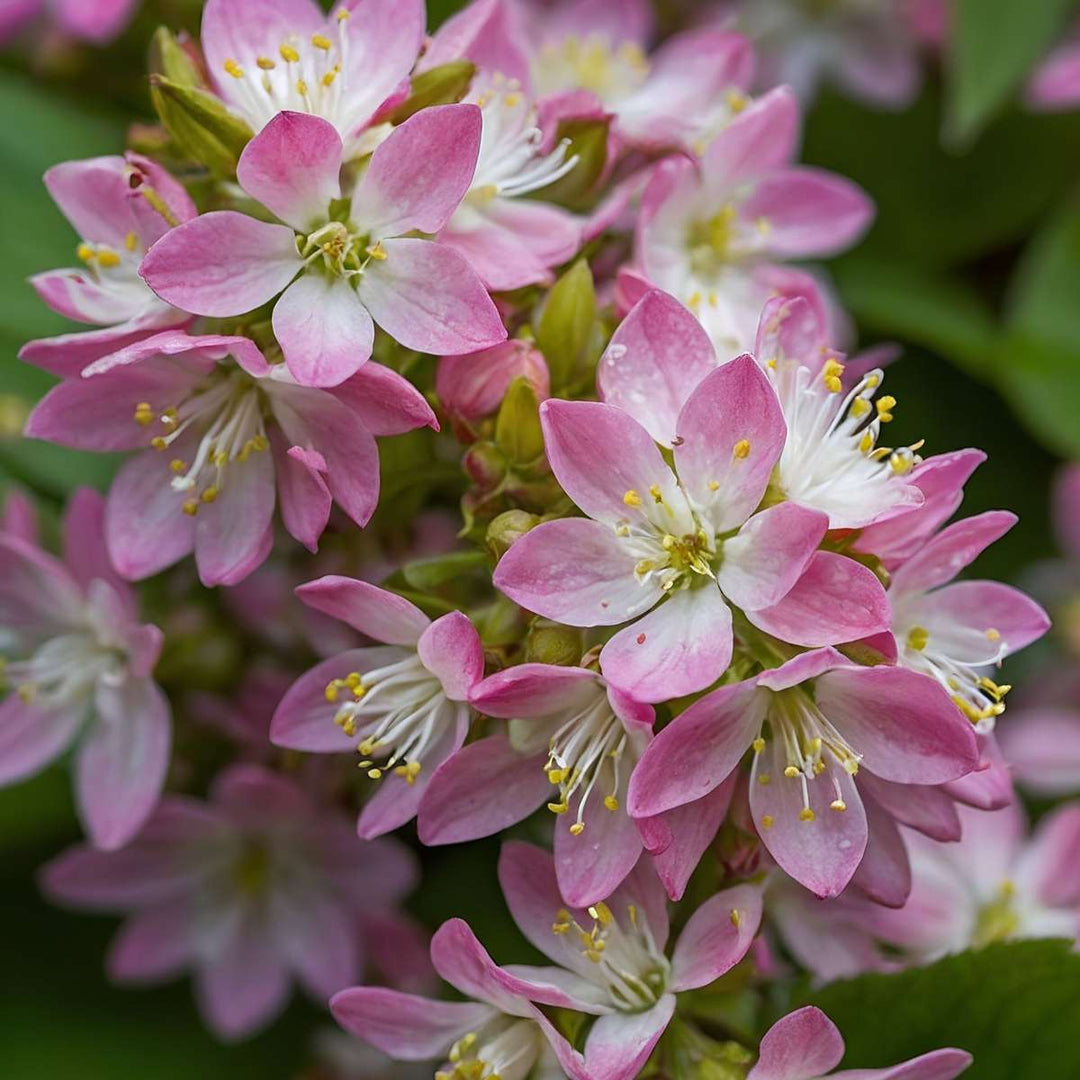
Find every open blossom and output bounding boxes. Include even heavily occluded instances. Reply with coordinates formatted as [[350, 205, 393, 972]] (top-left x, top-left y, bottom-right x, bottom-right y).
[[0, 488, 169, 850], [200, 0, 425, 149], [0, 0, 138, 46], [19, 154, 194, 377], [41, 764, 419, 1040], [629, 647, 978, 898], [495, 356, 891, 702], [271, 577, 483, 838], [24, 328, 435, 586], [635, 87, 872, 353], [492, 843, 762, 1080], [599, 289, 923, 530], [140, 107, 506, 388], [419, 662, 654, 906], [332, 917, 588, 1080], [747, 1006, 970, 1080], [437, 76, 581, 291]]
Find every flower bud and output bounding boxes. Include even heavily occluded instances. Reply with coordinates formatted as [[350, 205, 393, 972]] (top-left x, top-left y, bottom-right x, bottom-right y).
[[536, 259, 598, 391], [524, 623, 582, 666], [486, 509, 541, 560], [463, 441, 506, 490], [149, 27, 205, 88], [495, 377, 545, 466], [390, 61, 476, 123]]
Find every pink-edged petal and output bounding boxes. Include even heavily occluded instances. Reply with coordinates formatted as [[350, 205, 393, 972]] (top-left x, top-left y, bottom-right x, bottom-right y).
[[1, 487, 38, 544], [554, 791, 643, 908], [271, 884, 358, 1000], [437, 340, 548, 423], [718, 503, 827, 612], [81, 328, 260, 377], [420, 0, 530, 83], [356, 238, 506, 355], [815, 666, 979, 785], [430, 918, 533, 1016], [941, 732, 1013, 811], [471, 664, 601, 717], [748, 1007, 845, 1080], [889, 511, 1017, 597], [140, 211, 301, 317], [1054, 463, 1080, 558], [272, 273, 374, 387], [76, 676, 171, 850], [856, 773, 961, 842], [669, 883, 761, 991], [44, 157, 139, 249], [295, 576, 429, 644], [499, 964, 611, 1013], [999, 708, 1080, 797], [19, 318, 186, 379], [674, 355, 787, 532], [107, 899, 195, 982], [832, 1050, 973, 1080], [600, 585, 733, 703], [354, 105, 482, 237], [417, 611, 484, 701], [330, 986, 494, 1059], [702, 87, 800, 195], [584, 996, 676, 1080], [628, 680, 764, 817], [598, 288, 717, 446], [418, 736, 549, 845], [30, 268, 153, 326], [1018, 803, 1080, 908], [748, 550, 891, 646], [494, 517, 658, 626], [332, 361, 438, 435], [0, 535, 84, 634], [62, 487, 128, 599], [273, 438, 332, 553], [440, 216, 551, 293], [236, 110, 341, 231], [742, 167, 873, 259], [757, 646, 852, 692], [850, 794, 912, 908], [0, 696, 82, 786]]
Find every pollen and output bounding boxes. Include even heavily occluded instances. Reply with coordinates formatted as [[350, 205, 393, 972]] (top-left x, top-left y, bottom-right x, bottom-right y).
[[365, 241, 388, 261], [133, 402, 154, 426], [76, 242, 94, 262], [223, 58, 244, 78], [649, 483, 664, 503], [124, 231, 138, 252], [752, 737, 765, 752], [311, 33, 332, 49], [182, 498, 199, 516], [569, 822, 585, 835], [729, 909, 741, 928], [761, 814, 774, 829], [367, 767, 383, 780], [322, 65, 341, 87], [256, 55, 276, 69], [603, 795, 619, 811], [623, 488, 642, 507], [95, 249, 121, 268], [798, 808, 816, 822], [279, 42, 300, 62], [986, 627, 1001, 640], [784, 765, 800, 778], [758, 773, 770, 785], [732, 439, 750, 460], [876, 395, 897, 422], [708, 479, 720, 490], [547, 800, 569, 815], [830, 799, 847, 812], [850, 396, 871, 419], [169, 458, 186, 473], [822, 358, 844, 393], [296, 78, 309, 95], [200, 486, 219, 504], [906, 625, 930, 651]]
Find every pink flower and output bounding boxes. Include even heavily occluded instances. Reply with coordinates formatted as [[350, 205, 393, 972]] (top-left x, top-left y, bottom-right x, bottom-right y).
[[140, 108, 506, 388], [489, 842, 762, 1080], [19, 154, 195, 377], [437, 339, 549, 425], [200, 0, 425, 149], [628, 647, 978, 898], [599, 289, 924, 529], [332, 917, 589, 1080], [41, 763, 419, 1040], [0, 488, 170, 850], [635, 88, 873, 353], [747, 1006, 970, 1080], [0, 0, 138, 46], [419, 662, 654, 906], [270, 577, 484, 838], [24, 328, 435, 586], [494, 357, 890, 703], [1026, 24, 1080, 111]]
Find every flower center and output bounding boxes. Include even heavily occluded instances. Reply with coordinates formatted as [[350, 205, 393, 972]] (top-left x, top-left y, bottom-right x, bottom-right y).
[[532, 34, 649, 102], [686, 203, 772, 280], [324, 655, 447, 784], [2, 630, 122, 712], [299, 219, 385, 279], [973, 880, 1020, 947], [551, 900, 669, 1012], [232, 843, 272, 896], [133, 369, 268, 518], [437, 1019, 542, 1080]]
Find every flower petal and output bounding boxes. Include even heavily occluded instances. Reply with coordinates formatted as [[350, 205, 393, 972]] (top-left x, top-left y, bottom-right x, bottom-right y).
[[583, 996, 676, 1080], [332, 361, 438, 435], [669, 883, 762, 991], [295, 576, 429, 644], [417, 611, 484, 701], [748, 1007, 845, 1080], [0, 696, 82, 786], [832, 1050, 974, 1080], [702, 87, 800, 194], [849, 793, 912, 908]]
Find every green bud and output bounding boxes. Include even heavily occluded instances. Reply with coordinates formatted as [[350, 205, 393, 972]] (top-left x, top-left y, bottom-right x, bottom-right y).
[[149, 74, 254, 179], [486, 509, 540, 559], [536, 259, 598, 391], [538, 117, 609, 206], [390, 61, 477, 124], [495, 377, 544, 465], [149, 27, 205, 88], [525, 622, 582, 666]]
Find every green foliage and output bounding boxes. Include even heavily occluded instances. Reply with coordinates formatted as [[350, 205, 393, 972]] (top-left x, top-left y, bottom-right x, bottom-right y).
[[495, 376, 545, 465], [390, 60, 477, 124], [806, 939, 1080, 1078]]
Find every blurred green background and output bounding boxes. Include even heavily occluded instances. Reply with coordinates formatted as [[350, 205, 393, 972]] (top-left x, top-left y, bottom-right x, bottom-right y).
[[2, 0, 1079, 1077]]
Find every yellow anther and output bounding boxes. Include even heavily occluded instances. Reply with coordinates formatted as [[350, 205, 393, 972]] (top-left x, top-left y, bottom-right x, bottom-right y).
[[182, 499, 199, 516], [729, 909, 741, 928], [124, 231, 138, 252], [150, 436, 167, 450], [590, 902, 612, 925], [687, 290, 702, 312], [296, 78, 309, 95], [830, 799, 847, 812], [603, 795, 619, 812], [876, 395, 896, 422], [394, 762, 422, 785], [546, 767, 567, 784], [169, 458, 186, 474], [986, 628, 1001, 640], [799, 808, 816, 822], [77, 242, 94, 262], [279, 43, 300, 62], [547, 801, 569, 815], [732, 439, 750, 460], [256, 55, 276, 69], [844, 760, 859, 776], [850, 397, 871, 418], [17, 683, 36, 703], [649, 483, 664, 503], [311, 33, 332, 49], [322, 66, 340, 86], [200, 486, 218, 504], [367, 767, 383, 780], [569, 822, 585, 835], [504, 92, 521, 107], [708, 479, 720, 491], [758, 773, 771, 785], [784, 765, 800, 778], [890, 451, 915, 475], [761, 814, 774, 829], [623, 488, 642, 507], [752, 737, 765, 753], [907, 625, 930, 651], [814, 760, 826, 775], [336, 6, 350, 19], [224, 58, 244, 78], [860, 432, 874, 453], [251, 433, 269, 452], [357, 739, 378, 756], [133, 402, 154, 426], [822, 358, 844, 393], [324, 683, 339, 702], [366, 241, 387, 261], [344, 672, 362, 688], [96, 249, 121, 268]]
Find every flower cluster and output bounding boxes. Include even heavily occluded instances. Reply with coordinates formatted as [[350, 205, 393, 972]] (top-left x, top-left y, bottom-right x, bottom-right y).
[[7, 0, 1075, 1078]]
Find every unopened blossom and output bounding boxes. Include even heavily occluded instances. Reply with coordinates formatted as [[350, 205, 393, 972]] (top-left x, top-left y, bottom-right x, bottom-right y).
[[19, 154, 194, 376], [0, 0, 138, 46], [24, 328, 435, 586], [419, 662, 654, 905], [635, 87, 873, 353], [201, 0, 425, 149], [42, 764, 419, 1040], [271, 577, 483, 837], [747, 1006, 971, 1080], [629, 647, 978, 898], [495, 357, 891, 702], [437, 339, 549, 425], [140, 107, 505, 388], [437, 76, 581, 291], [493, 842, 762, 1080], [0, 488, 169, 850], [332, 916, 588, 1080], [598, 289, 924, 530]]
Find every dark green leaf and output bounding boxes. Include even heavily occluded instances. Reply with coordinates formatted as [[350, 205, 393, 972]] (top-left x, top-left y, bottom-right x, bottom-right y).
[[401, 549, 488, 590]]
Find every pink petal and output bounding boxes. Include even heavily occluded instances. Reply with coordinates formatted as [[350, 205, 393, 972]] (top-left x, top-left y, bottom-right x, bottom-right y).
[[272, 274, 374, 387], [999, 708, 1080, 797], [0, 535, 83, 632], [271, 884, 358, 1000], [44, 156, 140, 249], [30, 268, 153, 326], [354, 105, 482, 237], [1018, 803, 1080, 908], [236, 110, 341, 231], [670, 883, 761, 991], [702, 87, 800, 195], [600, 585, 733, 703], [748, 1007, 845, 1080], [748, 550, 891, 645], [832, 1050, 973, 1080], [0, 696, 82, 786], [274, 439, 331, 552], [332, 361, 438, 435], [584, 996, 676, 1080], [598, 289, 717, 446], [471, 664, 603, 717], [295, 576, 429, 644], [437, 340, 548, 423], [76, 676, 171, 850], [60, 488, 126, 601], [1054, 463, 1080, 558], [850, 794, 912, 908], [1, 487, 39, 545], [107, 899, 194, 982], [628, 680, 764, 817], [440, 215, 552, 293], [420, 0, 530, 83], [430, 918, 535, 1015], [493, 517, 658, 626], [356, 238, 506, 355], [19, 318, 185, 379], [815, 666, 979, 785], [856, 773, 962, 842], [417, 611, 484, 701], [140, 211, 301, 317], [941, 732, 1014, 811], [674, 356, 787, 532]]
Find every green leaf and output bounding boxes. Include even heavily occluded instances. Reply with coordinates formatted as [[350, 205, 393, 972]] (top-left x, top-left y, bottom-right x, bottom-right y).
[[945, 0, 1074, 146], [536, 259, 597, 391], [401, 549, 488, 590], [806, 940, 1080, 1078]]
